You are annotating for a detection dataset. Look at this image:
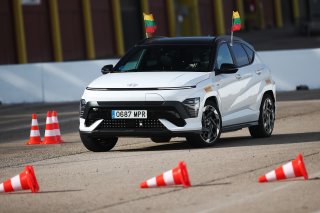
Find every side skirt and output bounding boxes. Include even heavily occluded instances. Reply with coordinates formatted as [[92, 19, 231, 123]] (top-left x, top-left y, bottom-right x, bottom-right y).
[[222, 121, 258, 133]]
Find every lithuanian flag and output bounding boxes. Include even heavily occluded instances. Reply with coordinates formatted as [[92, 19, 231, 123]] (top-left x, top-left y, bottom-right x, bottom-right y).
[[143, 13, 157, 33], [231, 11, 241, 32]]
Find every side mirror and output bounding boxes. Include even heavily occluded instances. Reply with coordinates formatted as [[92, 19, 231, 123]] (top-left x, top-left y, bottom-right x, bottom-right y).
[[101, 64, 113, 74], [219, 63, 238, 74]]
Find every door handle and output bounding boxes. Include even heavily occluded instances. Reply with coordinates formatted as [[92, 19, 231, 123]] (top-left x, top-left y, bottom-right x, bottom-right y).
[[235, 74, 242, 80], [256, 70, 262, 75]]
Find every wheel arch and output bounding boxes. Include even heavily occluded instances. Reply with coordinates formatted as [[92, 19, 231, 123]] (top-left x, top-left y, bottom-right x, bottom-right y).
[[204, 96, 219, 108], [263, 90, 275, 104]]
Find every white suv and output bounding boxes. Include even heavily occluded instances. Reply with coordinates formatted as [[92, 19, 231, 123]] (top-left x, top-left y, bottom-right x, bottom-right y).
[[79, 36, 276, 152]]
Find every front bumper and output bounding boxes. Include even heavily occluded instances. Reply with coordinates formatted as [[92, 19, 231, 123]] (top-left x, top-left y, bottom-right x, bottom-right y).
[[79, 101, 202, 137]]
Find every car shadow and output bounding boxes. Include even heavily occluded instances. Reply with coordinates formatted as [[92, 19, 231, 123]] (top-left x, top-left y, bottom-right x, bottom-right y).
[[116, 132, 320, 152]]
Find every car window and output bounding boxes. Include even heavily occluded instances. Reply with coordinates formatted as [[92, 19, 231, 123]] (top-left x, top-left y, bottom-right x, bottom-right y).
[[119, 49, 145, 71], [115, 45, 212, 72], [231, 43, 249, 67], [215, 43, 234, 70], [242, 44, 254, 63]]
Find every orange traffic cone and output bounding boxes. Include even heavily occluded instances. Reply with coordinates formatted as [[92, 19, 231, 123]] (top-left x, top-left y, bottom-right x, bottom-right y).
[[140, 161, 191, 188], [0, 165, 39, 193], [52, 111, 63, 143], [42, 111, 58, 144], [26, 113, 42, 145], [259, 153, 308, 183]]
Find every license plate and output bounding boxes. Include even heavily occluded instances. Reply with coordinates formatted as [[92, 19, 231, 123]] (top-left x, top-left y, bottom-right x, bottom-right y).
[[111, 110, 147, 119]]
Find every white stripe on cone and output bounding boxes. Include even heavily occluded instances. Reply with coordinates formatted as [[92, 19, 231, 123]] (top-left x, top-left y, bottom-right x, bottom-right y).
[[163, 170, 175, 185], [52, 115, 58, 136], [0, 183, 4, 192], [11, 175, 22, 191], [46, 116, 53, 124], [45, 129, 56, 137], [283, 162, 295, 178], [265, 170, 277, 182], [31, 119, 38, 126], [30, 130, 40, 137], [147, 177, 157, 187]]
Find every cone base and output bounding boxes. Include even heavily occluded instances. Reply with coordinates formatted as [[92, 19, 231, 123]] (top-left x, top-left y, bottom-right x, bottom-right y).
[[297, 154, 308, 180], [178, 161, 191, 187], [24, 166, 39, 193], [26, 140, 42, 145], [42, 137, 62, 144], [56, 139, 64, 143]]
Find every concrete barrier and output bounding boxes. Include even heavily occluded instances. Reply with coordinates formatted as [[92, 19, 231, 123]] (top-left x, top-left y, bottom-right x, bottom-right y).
[[258, 48, 320, 91], [0, 49, 319, 104], [0, 59, 118, 103]]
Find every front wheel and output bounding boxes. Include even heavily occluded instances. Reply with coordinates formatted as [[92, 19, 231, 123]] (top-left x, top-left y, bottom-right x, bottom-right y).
[[249, 94, 275, 138], [186, 101, 222, 147], [80, 133, 118, 152]]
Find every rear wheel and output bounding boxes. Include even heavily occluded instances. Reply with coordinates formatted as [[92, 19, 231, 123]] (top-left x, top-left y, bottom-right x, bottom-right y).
[[186, 101, 221, 147], [80, 134, 118, 152], [249, 94, 275, 138]]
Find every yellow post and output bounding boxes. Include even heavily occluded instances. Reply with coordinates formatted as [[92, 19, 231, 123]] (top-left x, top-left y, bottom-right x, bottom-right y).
[[48, 0, 63, 62], [292, 0, 300, 25], [12, 0, 27, 64], [213, 0, 225, 35], [111, 0, 125, 56], [257, 0, 265, 30], [166, 0, 176, 37], [140, 0, 149, 13], [82, 0, 95, 60], [191, 0, 201, 36], [236, 0, 245, 30], [274, 0, 283, 28]]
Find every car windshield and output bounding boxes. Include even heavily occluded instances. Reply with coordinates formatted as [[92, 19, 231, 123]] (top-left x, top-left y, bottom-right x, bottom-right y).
[[114, 45, 212, 72]]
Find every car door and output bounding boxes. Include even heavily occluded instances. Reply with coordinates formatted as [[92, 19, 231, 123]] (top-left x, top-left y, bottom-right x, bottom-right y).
[[228, 42, 257, 124], [214, 42, 244, 127]]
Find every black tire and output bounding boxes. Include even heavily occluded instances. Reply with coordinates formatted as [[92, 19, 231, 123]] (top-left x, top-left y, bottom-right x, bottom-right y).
[[249, 94, 275, 138], [80, 133, 118, 152], [151, 136, 171, 143], [186, 101, 222, 147]]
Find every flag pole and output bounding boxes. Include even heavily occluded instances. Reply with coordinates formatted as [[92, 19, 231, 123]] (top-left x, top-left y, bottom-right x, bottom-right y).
[[230, 11, 234, 46], [230, 31, 233, 46]]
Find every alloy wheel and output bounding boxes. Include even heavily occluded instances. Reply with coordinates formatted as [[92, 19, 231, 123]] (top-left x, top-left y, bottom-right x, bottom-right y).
[[200, 105, 221, 143], [262, 98, 275, 134]]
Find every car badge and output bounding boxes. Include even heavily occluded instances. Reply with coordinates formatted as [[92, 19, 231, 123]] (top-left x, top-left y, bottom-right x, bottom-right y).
[[127, 83, 138, 87]]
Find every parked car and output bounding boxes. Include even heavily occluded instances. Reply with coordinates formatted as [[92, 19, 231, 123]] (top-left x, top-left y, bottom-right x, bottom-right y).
[[79, 36, 276, 152]]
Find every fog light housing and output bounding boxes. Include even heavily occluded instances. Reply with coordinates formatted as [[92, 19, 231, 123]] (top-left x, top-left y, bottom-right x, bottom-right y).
[[80, 99, 86, 117], [183, 97, 200, 118]]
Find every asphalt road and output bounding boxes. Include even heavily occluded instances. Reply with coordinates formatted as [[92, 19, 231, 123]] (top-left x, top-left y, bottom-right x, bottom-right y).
[[0, 91, 320, 213]]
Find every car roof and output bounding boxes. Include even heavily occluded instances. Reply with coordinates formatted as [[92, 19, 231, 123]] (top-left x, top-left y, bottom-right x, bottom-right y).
[[137, 36, 254, 50], [138, 36, 216, 45]]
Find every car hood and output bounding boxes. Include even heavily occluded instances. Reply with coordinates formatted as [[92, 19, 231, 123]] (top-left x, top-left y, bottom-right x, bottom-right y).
[[87, 72, 210, 89]]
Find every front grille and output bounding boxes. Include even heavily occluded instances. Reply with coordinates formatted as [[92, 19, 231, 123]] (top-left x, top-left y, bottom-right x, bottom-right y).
[[98, 119, 166, 129]]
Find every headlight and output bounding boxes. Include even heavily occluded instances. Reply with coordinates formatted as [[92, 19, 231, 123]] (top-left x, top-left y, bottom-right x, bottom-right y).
[[80, 99, 86, 117], [183, 97, 200, 118]]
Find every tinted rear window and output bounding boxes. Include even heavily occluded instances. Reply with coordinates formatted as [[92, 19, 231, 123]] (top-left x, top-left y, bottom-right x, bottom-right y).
[[231, 43, 249, 67], [242, 44, 254, 63]]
